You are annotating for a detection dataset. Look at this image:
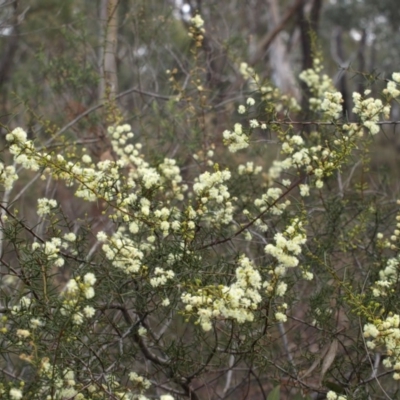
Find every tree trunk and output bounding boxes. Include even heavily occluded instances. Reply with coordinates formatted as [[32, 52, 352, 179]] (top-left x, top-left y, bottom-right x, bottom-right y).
[[265, 0, 300, 100], [331, 27, 350, 118], [297, 0, 323, 115], [99, 0, 119, 101]]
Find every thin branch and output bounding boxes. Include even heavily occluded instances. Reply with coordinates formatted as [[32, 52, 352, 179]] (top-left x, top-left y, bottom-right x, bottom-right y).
[[45, 86, 173, 146], [222, 354, 235, 394], [278, 321, 297, 375], [250, 0, 306, 66], [198, 174, 306, 250]]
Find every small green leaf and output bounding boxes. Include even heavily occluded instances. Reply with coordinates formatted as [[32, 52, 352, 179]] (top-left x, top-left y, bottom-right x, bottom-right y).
[[267, 385, 280, 400]]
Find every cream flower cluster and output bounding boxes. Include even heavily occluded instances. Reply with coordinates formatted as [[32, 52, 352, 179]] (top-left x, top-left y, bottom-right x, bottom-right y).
[[193, 167, 230, 198], [281, 134, 304, 154], [108, 125, 148, 184], [264, 218, 306, 276], [364, 314, 400, 379], [7, 125, 187, 246], [6, 125, 165, 211], [9, 388, 23, 400], [364, 208, 400, 378], [32, 237, 65, 268], [266, 158, 293, 181], [38, 364, 78, 399], [268, 130, 345, 193], [158, 158, 187, 201], [393, 73, 400, 83], [188, 13, 205, 46], [223, 123, 249, 153], [370, 207, 400, 297], [191, 14, 204, 29], [298, 60, 395, 135], [37, 197, 57, 216], [181, 256, 262, 331], [11, 318, 42, 341], [39, 368, 80, 400], [28, 233, 75, 270], [11, 295, 32, 315], [262, 87, 301, 113], [0, 162, 18, 190], [299, 58, 339, 114], [108, 125, 186, 215], [73, 158, 124, 202], [42, 151, 120, 203], [320, 91, 343, 119], [193, 169, 234, 225], [262, 219, 307, 323], [129, 372, 151, 393], [238, 62, 300, 116], [352, 92, 390, 135], [61, 272, 97, 324], [150, 267, 175, 287], [99, 229, 145, 275], [383, 73, 400, 98], [6, 127, 40, 171], [238, 161, 262, 176], [6, 128, 129, 204], [239, 62, 259, 91], [240, 61, 299, 115], [254, 186, 290, 216], [370, 255, 400, 297], [326, 391, 347, 400]]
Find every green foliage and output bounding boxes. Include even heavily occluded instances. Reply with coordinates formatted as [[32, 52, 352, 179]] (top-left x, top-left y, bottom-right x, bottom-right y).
[[267, 385, 280, 400]]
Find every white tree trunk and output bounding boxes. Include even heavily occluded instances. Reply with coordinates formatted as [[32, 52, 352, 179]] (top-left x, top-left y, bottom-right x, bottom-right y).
[[99, 0, 118, 100], [266, 0, 300, 100]]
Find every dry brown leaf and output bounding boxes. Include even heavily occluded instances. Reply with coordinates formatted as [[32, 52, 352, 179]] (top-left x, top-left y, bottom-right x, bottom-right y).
[[319, 338, 339, 386], [299, 341, 330, 380]]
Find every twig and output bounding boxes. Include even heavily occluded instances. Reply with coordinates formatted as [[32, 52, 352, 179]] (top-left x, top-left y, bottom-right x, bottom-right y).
[[46, 86, 173, 146], [222, 354, 235, 394], [198, 174, 306, 250], [250, 0, 306, 66], [278, 321, 297, 375]]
